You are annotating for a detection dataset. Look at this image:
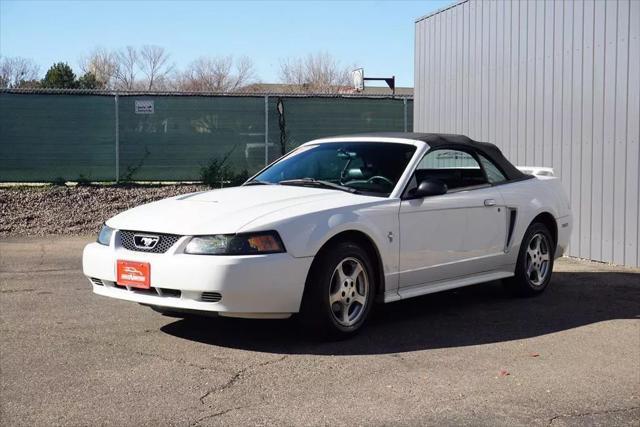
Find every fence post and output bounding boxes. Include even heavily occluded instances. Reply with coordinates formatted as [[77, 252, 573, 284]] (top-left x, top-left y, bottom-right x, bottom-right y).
[[114, 93, 119, 182], [403, 97, 408, 132], [264, 95, 269, 167]]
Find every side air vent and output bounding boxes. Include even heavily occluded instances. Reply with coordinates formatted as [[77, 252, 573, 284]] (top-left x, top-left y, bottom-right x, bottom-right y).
[[200, 292, 222, 303], [505, 208, 517, 251]]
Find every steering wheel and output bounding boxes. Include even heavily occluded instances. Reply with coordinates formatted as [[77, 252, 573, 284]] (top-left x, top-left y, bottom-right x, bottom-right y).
[[366, 175, 394, 187]]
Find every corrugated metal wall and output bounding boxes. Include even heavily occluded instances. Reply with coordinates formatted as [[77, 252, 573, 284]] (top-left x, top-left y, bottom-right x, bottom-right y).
[[414, 0, 640, 267]]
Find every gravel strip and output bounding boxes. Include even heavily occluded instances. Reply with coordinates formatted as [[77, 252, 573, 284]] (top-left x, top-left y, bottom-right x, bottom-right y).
[[0, 184, 209, 236]]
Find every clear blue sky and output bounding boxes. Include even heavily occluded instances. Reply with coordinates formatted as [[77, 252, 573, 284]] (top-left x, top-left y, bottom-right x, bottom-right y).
[[0, 0, 452, 87]]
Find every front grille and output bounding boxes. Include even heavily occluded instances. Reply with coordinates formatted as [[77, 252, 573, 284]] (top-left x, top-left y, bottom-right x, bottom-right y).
[[114, 282, 156, 296], [200, 292, 222, 302], [119, 230, 181, 253], [89, 277, 104, 286], [113, 283, 181, 298], [158, 288, 181, 298]]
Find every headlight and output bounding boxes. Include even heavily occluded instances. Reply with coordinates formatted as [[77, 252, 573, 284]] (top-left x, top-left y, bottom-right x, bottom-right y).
[[185, 231, 285, 255], [97, 224, 114, 246]]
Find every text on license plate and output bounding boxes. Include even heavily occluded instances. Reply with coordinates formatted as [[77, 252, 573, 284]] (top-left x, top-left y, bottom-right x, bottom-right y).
[[117, 260, 150, 289]]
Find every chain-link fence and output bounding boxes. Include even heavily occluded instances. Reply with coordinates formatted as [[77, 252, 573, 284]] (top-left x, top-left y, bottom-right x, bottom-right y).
[[0, 90, 413, 182]]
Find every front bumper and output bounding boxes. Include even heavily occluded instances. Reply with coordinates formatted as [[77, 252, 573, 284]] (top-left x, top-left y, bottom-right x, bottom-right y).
[[82, 238, 313, 319]]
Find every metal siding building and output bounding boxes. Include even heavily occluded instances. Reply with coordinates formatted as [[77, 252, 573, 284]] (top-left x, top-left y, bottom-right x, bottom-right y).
[[414, 0, 640, 267]]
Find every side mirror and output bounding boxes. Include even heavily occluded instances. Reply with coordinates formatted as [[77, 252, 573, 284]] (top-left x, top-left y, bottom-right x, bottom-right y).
[[410, 178, 448, 198]]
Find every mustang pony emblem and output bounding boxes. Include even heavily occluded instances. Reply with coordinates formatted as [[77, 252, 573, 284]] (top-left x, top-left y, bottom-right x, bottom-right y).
[[133, 234, 160, 249]]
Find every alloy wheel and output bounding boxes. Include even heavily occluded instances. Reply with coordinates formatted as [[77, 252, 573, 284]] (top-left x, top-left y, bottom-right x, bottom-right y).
[[525, 232, 551, 287], [328, 257, 369, 326]]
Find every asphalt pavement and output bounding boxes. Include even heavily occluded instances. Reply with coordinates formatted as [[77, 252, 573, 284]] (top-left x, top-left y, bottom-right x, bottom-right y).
[[1, 236, 639, 426]]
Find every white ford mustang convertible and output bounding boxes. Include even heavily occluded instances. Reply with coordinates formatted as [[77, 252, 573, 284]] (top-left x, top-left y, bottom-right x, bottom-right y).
[[83, 133, 572, 339]]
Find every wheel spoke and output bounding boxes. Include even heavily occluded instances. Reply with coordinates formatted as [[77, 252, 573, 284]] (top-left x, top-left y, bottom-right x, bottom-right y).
[[350, 263, 363, 282], [336, 263, 348, 284], [529, 271, 537, 284], [532, 235, 540, 251], [329, 290, 342, 305], [526, 259, 534, 277], [539, 261, 548, 278], [532, 260, 544, 284], [342, 303, 350, 323], [540, 252, 550, 261], [352, 293, 366, 305]]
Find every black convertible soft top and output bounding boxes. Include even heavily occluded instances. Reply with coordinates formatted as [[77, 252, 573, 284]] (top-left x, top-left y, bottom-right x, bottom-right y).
[[340, 132, 528, 181]]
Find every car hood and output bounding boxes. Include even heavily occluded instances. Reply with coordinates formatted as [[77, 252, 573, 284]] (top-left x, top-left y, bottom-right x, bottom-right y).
[[106, 185, 371, 235]]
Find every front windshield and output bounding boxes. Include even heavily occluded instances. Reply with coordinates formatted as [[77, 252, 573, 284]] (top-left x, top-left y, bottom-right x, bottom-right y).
[[251, 142, 417, 196]]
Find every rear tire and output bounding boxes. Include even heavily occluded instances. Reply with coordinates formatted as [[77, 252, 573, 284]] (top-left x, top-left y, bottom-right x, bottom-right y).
[[505, 222, 555, 297], [299, 240, 376, 340]]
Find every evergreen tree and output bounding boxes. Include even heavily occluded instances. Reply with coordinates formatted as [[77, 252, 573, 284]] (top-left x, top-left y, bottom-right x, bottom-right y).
[[77, 72, 101, 89], [41, 62, 77, 88]]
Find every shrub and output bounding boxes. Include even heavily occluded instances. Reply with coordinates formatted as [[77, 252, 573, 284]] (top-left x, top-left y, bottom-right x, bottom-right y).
[[200, 147, 248, 188], [120, 147, 150, 185], [201, 157, 231, 188], [229, 169, 250, 187], [51, 177, 67, 186], [76, 174, 92, 186]]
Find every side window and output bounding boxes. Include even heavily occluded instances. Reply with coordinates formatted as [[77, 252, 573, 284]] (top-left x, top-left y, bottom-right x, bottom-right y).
[[478, 154, 507, 184], [414, 149, 487, 190]]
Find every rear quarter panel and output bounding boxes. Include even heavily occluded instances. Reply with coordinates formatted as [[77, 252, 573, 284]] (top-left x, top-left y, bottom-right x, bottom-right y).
[[497, 176, 572, 263]]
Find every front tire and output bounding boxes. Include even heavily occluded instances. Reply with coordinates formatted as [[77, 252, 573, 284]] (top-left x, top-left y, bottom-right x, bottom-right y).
[[505, 222, 555, 297], [299, 240, 376, 340]]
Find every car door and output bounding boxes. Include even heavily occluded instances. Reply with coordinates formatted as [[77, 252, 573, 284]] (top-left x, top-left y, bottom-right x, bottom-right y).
[[398, 148, 508, 290]]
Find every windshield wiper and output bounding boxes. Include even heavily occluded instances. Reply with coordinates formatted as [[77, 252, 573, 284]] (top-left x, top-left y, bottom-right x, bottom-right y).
[[279, 178, 358, 194], [243, 179, 273, 186]]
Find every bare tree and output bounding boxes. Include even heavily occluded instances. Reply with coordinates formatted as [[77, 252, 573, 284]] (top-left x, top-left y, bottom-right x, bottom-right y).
[[0, 56, 40, 88], [179, 55, 256, 92], [279, 52, 351, 93], [279, 58, 306, 88], [114, 46, 139, 90], [139, 45, 173, 90], [233, 56, 256, 91], [80, 47, 118, 88]]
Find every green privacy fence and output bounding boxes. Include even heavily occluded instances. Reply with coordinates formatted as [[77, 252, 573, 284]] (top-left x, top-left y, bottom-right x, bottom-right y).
[[0, 91, 413, 182]]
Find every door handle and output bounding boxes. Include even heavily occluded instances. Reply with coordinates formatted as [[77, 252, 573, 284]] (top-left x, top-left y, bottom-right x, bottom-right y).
[[484, 199, 496, 207]]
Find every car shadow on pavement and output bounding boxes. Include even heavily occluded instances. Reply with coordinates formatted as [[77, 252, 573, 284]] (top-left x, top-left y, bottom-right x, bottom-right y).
[[160, 270, 640, 355]]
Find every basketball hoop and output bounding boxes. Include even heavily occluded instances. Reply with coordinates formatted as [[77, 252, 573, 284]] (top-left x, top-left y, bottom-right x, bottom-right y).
[[352, 68, 364, 92], [351, 68, 395, 95]]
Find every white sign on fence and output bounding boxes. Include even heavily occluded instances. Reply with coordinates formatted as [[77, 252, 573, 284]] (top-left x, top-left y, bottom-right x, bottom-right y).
[[134, 100, 154, 114]]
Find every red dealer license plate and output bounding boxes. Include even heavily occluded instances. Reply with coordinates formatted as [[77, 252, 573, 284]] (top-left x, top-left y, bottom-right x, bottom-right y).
[[117, 260, 150, 289]]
